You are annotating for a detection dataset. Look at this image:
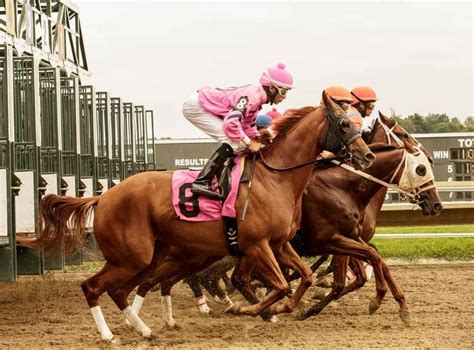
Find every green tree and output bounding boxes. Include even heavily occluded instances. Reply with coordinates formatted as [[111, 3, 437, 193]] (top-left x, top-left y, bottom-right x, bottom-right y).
[[394, 116, 416, 133], [464, 116, 474, 131]]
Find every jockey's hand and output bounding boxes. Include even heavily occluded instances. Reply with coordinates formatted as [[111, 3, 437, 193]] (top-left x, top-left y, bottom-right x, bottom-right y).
[[258, 129, 273, 145], [317, 150, 335, 160], [248, 139, 264, 153]]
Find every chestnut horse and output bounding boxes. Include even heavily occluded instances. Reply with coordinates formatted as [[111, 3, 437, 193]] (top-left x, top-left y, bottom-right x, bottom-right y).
[[19, 91, 375, 341]]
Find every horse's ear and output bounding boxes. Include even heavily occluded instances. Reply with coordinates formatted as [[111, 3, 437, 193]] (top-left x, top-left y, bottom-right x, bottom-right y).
[[322, 90, 338, 113], [379, 111, 395, 125], [378, 111, 391, 123]]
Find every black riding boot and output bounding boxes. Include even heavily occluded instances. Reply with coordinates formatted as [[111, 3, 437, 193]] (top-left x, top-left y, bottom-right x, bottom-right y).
[[191, 143, 234, 199]]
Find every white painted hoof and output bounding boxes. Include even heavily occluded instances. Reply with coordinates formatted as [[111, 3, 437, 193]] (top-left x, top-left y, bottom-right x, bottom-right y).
[[101, 332, 114, 342], [269, 315, 279, 323], [198, 304, 212, 314], [166, 319, 176, 328], [140, 326, 152, 338]]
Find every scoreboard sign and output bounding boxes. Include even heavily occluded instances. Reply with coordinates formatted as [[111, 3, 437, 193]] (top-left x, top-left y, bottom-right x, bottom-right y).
[[155, 132, 474, 202]]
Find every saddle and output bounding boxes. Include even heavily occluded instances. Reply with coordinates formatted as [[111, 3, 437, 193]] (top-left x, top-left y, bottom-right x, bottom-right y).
[[171, 156, 250, 256]]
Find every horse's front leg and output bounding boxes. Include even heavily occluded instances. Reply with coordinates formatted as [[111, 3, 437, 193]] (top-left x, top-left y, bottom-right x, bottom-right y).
[[298, 255, 349, 319], [231, 241, 290, 317], [270, 242, 313, 315]]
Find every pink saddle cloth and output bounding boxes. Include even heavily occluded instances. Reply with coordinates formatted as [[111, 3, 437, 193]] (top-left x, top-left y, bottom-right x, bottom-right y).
[[172, 157, 245, 222]]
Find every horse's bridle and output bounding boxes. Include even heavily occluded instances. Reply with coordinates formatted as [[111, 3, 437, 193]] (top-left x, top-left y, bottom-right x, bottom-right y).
[[258, 107, 362, 172], [337, 117, 436, 205]]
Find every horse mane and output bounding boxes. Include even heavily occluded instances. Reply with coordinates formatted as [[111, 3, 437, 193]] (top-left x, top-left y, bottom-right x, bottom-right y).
[[272, 106, 319, 136]]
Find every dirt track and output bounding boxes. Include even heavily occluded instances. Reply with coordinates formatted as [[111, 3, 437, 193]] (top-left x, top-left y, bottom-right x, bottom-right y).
[[1, 263, 473, 349]]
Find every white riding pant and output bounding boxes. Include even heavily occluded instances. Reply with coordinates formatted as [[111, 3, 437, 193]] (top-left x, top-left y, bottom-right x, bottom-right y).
[[182, 92, 244, 152]]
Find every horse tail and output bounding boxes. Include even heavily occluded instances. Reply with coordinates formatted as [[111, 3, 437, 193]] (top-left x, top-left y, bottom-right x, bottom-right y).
[[17, 194, 101, 256]]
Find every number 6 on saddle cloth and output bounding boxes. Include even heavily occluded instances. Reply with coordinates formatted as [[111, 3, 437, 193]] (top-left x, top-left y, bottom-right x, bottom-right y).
[[172, 156, 249, 256]]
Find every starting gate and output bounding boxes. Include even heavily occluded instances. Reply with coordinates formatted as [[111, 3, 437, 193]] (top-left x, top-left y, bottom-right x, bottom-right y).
[[12, 55, 43, 275], [146, 110, 156, 171], [134, 105, 146, 173], [122, 102, 135, 178], [39, 65, 64, 270], [0, 45, 16, 281], [0, 1, 158, 280], [96, 91, 111, 192], [78, 85, 97, 197], [110, 97, 123, 183]]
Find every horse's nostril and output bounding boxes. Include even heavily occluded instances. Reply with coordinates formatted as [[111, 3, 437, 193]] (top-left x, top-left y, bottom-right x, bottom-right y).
[[365, 152, 376, 162], [434, 203, 443, 212]]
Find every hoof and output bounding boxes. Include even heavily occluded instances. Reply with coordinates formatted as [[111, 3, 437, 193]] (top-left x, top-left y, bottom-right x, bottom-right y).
[[164, 322, 182, 331], [399, 309, 411, 325], [140, 326, 152, 338], [368, 298, 381, 315], [312, 287, 327, 300], [269, 315, 279, 323], [225, 302, 241, 314], [315, 276, 332, 288], [295, 310, 307, 321], [101, 333, 115, 343]]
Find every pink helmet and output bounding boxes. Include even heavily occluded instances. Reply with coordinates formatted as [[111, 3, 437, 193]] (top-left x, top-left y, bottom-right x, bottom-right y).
[[259, 63, 294, 89]]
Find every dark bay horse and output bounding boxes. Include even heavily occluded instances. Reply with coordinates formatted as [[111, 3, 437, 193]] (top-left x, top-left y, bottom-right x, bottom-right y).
[[19, 91, 375, 341], [307, 113, 437, 302], [296, 123, 441, 321]]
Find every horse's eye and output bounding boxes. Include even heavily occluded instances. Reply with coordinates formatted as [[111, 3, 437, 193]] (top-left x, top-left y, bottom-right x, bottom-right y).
[[415, 164, 426, 177], [339, 119, 352, 134]]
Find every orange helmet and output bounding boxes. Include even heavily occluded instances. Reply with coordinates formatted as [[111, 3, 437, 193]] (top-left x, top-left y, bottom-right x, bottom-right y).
[[324, 86, 354, 103], [351, 86, 377, 104]]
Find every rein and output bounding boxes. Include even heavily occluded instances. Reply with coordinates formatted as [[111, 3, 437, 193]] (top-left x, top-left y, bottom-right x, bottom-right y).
[[257, 107, 359, 172], [330, 149, 436, 203], [258, 149, 347, 172]]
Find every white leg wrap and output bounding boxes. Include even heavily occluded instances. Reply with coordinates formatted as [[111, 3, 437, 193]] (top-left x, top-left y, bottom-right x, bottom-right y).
[[161, 295, 176, 327], [131, 294, 145, 314], [90, 306, 114, 341], [365, 264, 374, 281], [122, 306, 152, 338]]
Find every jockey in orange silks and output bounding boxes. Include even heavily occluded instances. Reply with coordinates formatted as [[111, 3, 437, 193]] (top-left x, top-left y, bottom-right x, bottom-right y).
[[324, 86, 363, 130], [182, 63, 294, 199], [351, 86, 378, 136]]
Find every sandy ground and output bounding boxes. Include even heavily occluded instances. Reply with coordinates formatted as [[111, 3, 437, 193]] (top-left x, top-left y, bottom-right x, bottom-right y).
[[1, 263, 473, 349]]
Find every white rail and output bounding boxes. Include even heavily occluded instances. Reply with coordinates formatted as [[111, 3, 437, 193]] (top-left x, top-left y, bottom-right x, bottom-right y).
[[374, 233, 474, 238]]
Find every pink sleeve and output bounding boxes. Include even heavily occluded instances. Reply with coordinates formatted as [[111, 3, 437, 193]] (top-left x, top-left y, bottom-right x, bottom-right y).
[[246, 124, 260, 139], [222, 110, 247, 141]]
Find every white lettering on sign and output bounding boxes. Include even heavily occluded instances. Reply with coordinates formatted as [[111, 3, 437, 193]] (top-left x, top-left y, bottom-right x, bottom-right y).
[[174, 158, 208, 167], [458, 138, 474, 148], [432, 150, 449, 159]]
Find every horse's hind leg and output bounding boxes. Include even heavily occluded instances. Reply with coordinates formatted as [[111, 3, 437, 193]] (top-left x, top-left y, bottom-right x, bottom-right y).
[[81, 255, 153, 341], [108, 242, 163, 334], [184, 275, 211, 314]]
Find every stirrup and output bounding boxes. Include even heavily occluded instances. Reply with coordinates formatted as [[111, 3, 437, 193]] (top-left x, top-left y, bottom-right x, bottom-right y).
[[191, 183, 223, 200]]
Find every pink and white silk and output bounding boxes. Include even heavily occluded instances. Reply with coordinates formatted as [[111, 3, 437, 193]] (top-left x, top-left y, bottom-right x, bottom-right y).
[[198, 85, 266, 142]]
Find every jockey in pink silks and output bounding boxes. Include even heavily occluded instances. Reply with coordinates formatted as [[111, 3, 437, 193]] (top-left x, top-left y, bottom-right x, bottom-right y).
[[182, 63, 294, 199]]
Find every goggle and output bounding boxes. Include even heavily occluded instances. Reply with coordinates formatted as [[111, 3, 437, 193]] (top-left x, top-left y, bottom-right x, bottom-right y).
[[274, 85, 289, 97]]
